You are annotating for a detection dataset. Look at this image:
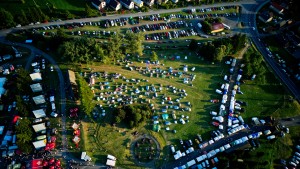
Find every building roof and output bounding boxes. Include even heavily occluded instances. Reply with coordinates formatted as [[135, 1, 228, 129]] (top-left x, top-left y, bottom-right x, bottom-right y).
[[212, 23, 224, 31], [68, 70, 77, 85], [121, 0, 132, 6], [271, 2, 284, 11], [109, 0, 120, 8]]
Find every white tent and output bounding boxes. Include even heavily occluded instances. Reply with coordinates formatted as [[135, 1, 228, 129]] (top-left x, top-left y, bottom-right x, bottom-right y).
[[32, 140, 46, 149], [32, 123, 46, 132], [50, 96, 55, 102], [32, 109, 46, 118], [33, 95, 46, 105], [106, 159, 116, 167], [72, 123, 79, 130], [30, 73, 42, 81], [30, 83, 43, 92], [0, 126, 4, 135], [0, 78, 7, 95], [81, 152, 87, 160]]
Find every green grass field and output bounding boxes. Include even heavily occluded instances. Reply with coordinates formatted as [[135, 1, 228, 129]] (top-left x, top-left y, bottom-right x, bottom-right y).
[[55, 43, 300, 168], [0, 0, 86, 16]]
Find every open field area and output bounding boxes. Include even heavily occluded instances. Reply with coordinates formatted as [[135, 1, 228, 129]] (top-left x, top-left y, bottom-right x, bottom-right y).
[[55, 44, 300, 168]]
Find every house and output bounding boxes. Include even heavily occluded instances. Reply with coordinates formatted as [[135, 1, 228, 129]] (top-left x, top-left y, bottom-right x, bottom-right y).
[[133, 0, 143, 7], [91, 0, 106, 10], [120, 0, 134, 9], [108, 0, 121, 11], [143, 0, 154, 6], [269, 2, 284, 15], [211, 23, 224, 33], [259, 11, 273, 23]]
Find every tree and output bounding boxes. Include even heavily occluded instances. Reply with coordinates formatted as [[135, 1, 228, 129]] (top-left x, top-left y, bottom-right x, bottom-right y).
[[15, 10, 28, 25], [77, 74, 95, 117], [85, 4, 94, 17], [189, 39, 198, 51], [15, 118, 33, 154], [107, 33, 124, 63], [0, 8, 15, 29], [232, 34, 246, 52], [213, 47, 224, 62], [202, 21, 212, 34], [125, 32, 144, 56], [150, 51, 158, 61]]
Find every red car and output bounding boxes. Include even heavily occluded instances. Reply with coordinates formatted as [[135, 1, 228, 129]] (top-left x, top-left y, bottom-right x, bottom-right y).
[[212, 122, 220, 127]]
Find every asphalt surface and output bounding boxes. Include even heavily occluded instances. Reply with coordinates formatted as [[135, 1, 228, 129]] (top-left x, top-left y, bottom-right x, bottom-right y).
[[0, 0, 299, 168]]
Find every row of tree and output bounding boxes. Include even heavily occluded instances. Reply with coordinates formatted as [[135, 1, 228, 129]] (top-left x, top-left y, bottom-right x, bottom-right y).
[[58, 32, 144, 63], [15, 118, 34, 154], [189, 34, 247, 62], [243, 48, 267, 83], [77, 74, 95, 117], [0, 7, 49, 29], [113, 104, 151, 128]]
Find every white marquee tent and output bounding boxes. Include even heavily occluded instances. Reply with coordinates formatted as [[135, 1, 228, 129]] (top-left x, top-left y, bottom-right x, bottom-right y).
[[32, 109, 46, 118], [32, 123, 46, 133], [33, 95, 46, 105], [30, 83, 43, 92], [30, 73, 42, 81]]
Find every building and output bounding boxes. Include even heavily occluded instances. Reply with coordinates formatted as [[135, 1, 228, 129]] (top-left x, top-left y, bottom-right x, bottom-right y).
[[259, 11, 273, 23], [108, 0, 121, 11], [91, 0, 106, 10], [120, 0, 134, 9], [143, 0, 154, 6], [269, 2, 284, 15], [211, 23, 224, 33], [133, 0, 143, 7]]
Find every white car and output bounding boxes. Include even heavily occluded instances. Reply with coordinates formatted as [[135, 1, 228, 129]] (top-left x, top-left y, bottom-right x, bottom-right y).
[[7, 105, 12, 112], [50, 66, 54, 71]]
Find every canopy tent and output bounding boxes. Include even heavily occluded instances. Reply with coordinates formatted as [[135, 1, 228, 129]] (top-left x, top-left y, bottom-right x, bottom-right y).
[[0, 77, 7, 96], [50, 96, 55, 102], [72, 123, 79, 130], [33, 95, 46, 105], [72, 136, 80, 144], [30, 83, 43, 92], [106, 159, 116, 167], [74, 130, 80, 136], [45, 142, 56, 151], [32, 109, 46, 118], [153, 124, 161, 132], [162, 114, 169, 120], [32, 123, 46, 133], [32, 140, 46, 149], [31, 159, 43, 169], [30, 73, 42, 81]]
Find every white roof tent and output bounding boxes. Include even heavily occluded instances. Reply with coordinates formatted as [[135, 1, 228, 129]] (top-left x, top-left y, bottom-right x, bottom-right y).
[[30, 73, 42, 81], [0, 78, 7, 96], [32, 123, 46, 133], [106, 159, 116, 167], [33, 95, 46, 105], [32, 109, 46, 118], [30, 83, 43, 92], [32, 140, 46, 149]]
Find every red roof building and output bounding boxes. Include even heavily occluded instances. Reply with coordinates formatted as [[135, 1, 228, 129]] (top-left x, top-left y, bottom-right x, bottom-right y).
[[211, 23, 224, 33]]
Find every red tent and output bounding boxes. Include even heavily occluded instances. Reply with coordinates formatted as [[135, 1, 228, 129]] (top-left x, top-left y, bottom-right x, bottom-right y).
[[43, 161, 48, 167], [49, 158, 55, 165], [74, 130, 80, 136], [55, 160, 61, 166], [12, 115, 20, 124], [51, 136, 56, 143], [49, 166, 55, 169], [31, 159, 43, 169]]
